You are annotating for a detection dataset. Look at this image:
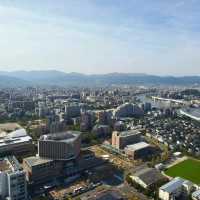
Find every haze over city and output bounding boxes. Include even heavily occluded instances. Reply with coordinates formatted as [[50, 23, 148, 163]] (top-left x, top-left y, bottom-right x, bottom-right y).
[[0, 0, 200, 75], [1, 2, 200, 200]]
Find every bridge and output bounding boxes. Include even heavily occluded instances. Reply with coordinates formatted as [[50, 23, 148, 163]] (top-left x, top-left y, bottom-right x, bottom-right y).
[[151, 96, 189, 106]]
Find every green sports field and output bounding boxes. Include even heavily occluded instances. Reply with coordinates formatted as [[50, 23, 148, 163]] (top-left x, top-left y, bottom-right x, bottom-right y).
[[165, 159, 200, 184]]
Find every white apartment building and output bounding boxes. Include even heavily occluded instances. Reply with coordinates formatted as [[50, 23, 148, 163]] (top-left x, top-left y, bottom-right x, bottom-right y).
[[0, 156, 27, 200]]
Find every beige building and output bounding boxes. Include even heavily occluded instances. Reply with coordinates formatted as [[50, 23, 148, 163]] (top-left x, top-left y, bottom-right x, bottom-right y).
[[23, 156, 63, 185], [112, 130, 141, 149]]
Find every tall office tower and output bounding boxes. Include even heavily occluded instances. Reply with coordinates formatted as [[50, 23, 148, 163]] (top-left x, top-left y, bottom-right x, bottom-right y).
[[65, 104, 81, 118], [96, 111, 110, 125], [144, 102, 152, 112], [80, 111, 94, 131]]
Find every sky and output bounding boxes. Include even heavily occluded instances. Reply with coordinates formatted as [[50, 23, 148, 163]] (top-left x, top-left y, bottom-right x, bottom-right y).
[[0, 0, 200, 76]]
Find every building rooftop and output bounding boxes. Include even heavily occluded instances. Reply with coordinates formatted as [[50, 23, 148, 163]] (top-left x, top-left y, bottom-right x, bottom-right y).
[[0, 128, 32, 148], [125, 142, 150, 151], [118, 130, 140, 137], [133, 167, 164, 187], [93, 124, 110, 129], [0, 156, 22, 172], [39, 131, 81, 143], [160, 177, 185, 193], [0, 135, 32, 147], [6, 128, 27, 138], [192, 190, 200, 200], [24, 156, 53, 167]]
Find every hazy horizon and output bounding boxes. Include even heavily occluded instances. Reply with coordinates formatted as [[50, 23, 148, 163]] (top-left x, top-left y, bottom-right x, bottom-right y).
[[0, 1, 200, 76], [0, 69, 200, 77]]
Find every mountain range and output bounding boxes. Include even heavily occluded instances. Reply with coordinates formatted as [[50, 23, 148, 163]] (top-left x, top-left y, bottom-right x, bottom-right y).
[[0, 70, 200, 88]]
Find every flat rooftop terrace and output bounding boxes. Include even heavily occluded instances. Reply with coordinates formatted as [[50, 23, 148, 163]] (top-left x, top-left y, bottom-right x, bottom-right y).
[[24, 156, 53, 167], [118, 130, 140, 137], [40, 131, 81, 142], [126, 142, 150, 151]]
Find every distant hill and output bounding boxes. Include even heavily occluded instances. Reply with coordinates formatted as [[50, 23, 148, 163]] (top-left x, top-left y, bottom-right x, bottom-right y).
[[0, 74, 30, 88], [0, 70, 200, 87]]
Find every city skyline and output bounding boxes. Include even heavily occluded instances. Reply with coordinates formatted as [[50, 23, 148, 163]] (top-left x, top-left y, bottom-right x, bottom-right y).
[[0, 2, 200, 198], [0, 0, 200, 76]]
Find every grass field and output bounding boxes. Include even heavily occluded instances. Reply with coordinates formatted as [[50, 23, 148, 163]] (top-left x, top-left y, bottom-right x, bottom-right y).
[[165, 158, 200, 184]]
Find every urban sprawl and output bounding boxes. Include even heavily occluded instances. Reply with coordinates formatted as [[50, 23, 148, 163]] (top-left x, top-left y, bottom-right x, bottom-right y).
[[0, 86, 200, 200]]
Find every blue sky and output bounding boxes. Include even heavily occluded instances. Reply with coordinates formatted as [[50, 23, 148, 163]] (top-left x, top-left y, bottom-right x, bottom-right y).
[[0, 0, 200, 75]]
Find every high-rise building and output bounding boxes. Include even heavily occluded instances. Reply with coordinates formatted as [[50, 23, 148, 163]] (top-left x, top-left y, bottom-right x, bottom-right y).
[[114, 121, 126, 131], [144, 102, 152, 112], [96, 111, 110, 125], [38, 131, 81, 160], [65, 104, 81, 118], [133, 104, 144, 116], [92, 124, 111, 137], [113, 103, 144, 118], [112, 130, 141, 149], [0, 156, 27, 200], [23, 156, 63, 185], [113, 103, 134, 118], [35, 101, 49, 118], [80, 111, 94, 131]]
